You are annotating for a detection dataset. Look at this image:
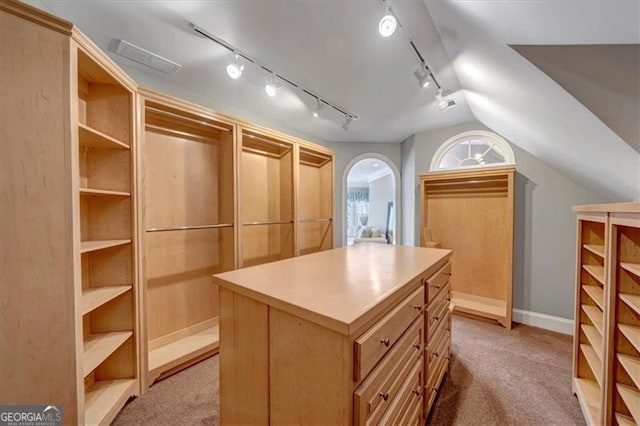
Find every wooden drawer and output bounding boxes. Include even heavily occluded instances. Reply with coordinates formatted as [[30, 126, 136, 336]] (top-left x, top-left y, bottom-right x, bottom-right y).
[[426, 337, 450, 395], [425, 262, 451, 303], [425, 350, 449, 415], [355, 286, 424, 381], [426, 284, 450, 338], [426, 321, 450, 381], [379, 358, 423, 425], [354, 318, 423, 425]]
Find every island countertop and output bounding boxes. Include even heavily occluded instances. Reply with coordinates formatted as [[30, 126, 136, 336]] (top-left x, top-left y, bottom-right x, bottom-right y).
[[212, 244, 451, 336]]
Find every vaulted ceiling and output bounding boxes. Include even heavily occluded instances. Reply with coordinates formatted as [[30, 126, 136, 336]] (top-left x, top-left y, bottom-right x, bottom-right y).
[[29, 0, 640, 200]]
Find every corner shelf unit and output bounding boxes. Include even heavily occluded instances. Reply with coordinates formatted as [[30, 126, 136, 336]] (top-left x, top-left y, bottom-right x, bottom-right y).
[[240, 129, 295, 267], [140, 91, 235, 387], [572, 203, 640, 425], [297, 146, 334, 256], [420, 167, 515, 329]]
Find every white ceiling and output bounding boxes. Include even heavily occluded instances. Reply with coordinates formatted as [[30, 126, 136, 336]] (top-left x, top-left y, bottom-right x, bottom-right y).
[[423, 0, 640, 200], [347, 159, 393, 187], [31, 0, 473, 144]]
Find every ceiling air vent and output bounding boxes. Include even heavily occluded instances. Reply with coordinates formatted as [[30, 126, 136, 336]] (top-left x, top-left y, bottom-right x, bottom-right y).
[[114, 39, 181, 74], [440, 98, 457, 110]]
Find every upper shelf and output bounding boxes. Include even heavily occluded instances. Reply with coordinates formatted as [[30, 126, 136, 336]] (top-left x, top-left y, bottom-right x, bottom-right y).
[[583, 244, 605, 258], [80, 188, 130, 197], [621, 262, 640, 278], [79, 123, 129, 150], [80, 239, 131, 254], [619, 324, 640, 354], [582, 265, 605, 285], [242, 131, 292, 158], [299, 148, 331, 168]]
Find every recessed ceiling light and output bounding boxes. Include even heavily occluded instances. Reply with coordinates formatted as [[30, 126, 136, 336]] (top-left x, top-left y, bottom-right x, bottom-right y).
[[226, 53, 244, 80], [378, 8, 397, 37], [373, 163, 380, 167]]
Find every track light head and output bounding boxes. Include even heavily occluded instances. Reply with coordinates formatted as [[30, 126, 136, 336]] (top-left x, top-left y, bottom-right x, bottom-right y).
[[378, 7, 397, 37], [342, 115, 353, 131], [265, 75, 279, 97], [414, 63, 430, 88], [436, 89, 457, 110], [226, 53, 244, 80], [312, 98, 325, 118]]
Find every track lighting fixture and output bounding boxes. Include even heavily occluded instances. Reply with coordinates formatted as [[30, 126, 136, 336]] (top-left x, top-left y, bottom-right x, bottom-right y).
[[226, 53, 244, 80], [191, 23, 359, 125], [436, 89, 456, 110], [312, 98, 325, 118], [414, 62, 430, 88], [378, 7, 397, 37], [342, 115, 353, 131]]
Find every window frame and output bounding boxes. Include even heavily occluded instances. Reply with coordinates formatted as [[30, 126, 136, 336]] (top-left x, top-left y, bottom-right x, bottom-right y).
[[429, 130, 516, 172]]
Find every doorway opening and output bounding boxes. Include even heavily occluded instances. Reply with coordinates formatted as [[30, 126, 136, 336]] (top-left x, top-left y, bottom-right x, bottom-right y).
[[345, 158, 396, 246]]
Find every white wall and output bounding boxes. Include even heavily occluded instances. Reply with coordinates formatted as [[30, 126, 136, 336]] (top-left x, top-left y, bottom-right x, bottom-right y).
[[402, 120, 618, 320], [368, 173, 394, 232]]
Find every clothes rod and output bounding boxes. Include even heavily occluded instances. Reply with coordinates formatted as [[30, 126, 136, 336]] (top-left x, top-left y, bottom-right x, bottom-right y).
[[146, 107, 232, 133], [146, 223, 234, 232], [426, 178, 507, 187], [243, 132, 291, 149], [243, 220, 294, 226], [299, 218, 332, 223]]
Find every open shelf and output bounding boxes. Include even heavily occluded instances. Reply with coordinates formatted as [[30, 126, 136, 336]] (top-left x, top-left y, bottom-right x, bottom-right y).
[[450, 291, 506, 322], [79, 123, 130, 150], [617, 384, 640, 424], [616, 412, 637, 426], [620, 293, 640, 316], [583, 285, 604, 310], [80, 188, 131, 197], [583, 264, 606, 285], [148, 322, 219, 382], [618, 354, 640, 389], [581, 324, 603, 358], [582, 304, 604, 335], [83, 331, 132, 377], [583, 244, 605, 258], [85, 379, 136, 426], [621, 262, 640, 278], [619, 324, 640, 353], [80, 239, 131, 254], [574, 377, 601, 426], [82, 286, 131, 316], [580, 344, 602, 386]]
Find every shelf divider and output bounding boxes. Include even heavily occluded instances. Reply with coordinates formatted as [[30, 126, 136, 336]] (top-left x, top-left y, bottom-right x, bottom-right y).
[[619, 324, 640, 354], [83, 331, 132, 377], [582, 264, 606, 285], [85, 379, 136, 426], [80, 239, 131, 254], [620, 293, 640, 317], [621, 262, 640, 278], [580, 344, 602, 386], [617, 384, 640, 424], [80, 188, 131, 197], [82, 286, 131, 316], [582, 305, 604, 336], [583, 244, 605, 258], [581, 325, 603, 359], [582, 285, 604, 310], [79, 123, 129, 150], [574, 378, 601, 426], [618, 354, 640, 390]]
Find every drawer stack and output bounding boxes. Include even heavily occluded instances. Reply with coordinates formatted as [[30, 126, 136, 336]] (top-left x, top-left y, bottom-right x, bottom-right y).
[[424, 262, 453, 414]]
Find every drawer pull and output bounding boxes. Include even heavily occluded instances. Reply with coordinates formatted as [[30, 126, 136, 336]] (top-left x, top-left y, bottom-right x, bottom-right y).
[[412, 388, 421, 397], [380, 338, 390, 347], [446, 297, 451, 302], [445, 272, 452, 276], [432, 315, 439, 322], [433, 351, 439, 358], [412, 343, 421, 351], [431, 284, 440, 290], [412, 304, 423, 312], [379, 391, 389, 401]]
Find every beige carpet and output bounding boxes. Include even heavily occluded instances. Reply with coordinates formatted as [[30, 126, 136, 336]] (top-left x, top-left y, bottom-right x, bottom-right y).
[[113, 315, 584, 425]]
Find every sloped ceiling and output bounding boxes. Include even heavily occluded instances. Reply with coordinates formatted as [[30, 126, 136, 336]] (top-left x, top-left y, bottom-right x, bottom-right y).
[[30, 0, 473, 144], [512, 44, 640, 152], [424, 1, 640, 200]]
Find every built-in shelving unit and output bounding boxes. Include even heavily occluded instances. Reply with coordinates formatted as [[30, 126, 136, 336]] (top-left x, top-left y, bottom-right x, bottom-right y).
[[297, 146, 333, 256], [240, 129, 294, 267], [140, 93, 235, 387], [76, 43, 138, 425]]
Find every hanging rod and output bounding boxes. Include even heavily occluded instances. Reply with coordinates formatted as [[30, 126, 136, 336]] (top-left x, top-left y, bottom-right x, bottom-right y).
[[146, 106, 232, 133], [426, 178, 507, 187], [243, 132, 291, 149], [299, 218, 332, 223], [243, 220, 294, 226], [146, 223, 234, 232], [190, 23, 359, 121]]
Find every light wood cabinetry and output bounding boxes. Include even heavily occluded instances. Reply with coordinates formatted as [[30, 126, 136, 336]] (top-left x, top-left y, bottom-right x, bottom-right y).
[[572, 203, 640, 425], [420, 166, 514, 329], [138, 89, 236, 387], [1, 2, 139, 423], [213, 244, 452, 424]]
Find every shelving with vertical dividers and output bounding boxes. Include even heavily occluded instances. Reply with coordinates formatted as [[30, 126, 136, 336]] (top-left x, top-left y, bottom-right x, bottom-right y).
[[140, 90, 236, 387], [76, 39, 138, 425], [240, 128, 294, 267], [609, 210, 640, 425], [573, 211, 607, 425], [297, 146, 334, 256]]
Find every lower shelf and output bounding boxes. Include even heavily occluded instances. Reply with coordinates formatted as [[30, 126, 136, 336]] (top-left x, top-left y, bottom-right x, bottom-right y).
[[616, 412, 636, 426], [573, 377, 601, 425], [617, 383, 640, 424], [450, 291, 508, 327], [85, 379, 136, 426], [148, 322, 219, 383]]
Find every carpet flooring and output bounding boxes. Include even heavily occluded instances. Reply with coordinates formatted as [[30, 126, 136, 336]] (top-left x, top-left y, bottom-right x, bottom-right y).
[[113, 315, 585, 425]]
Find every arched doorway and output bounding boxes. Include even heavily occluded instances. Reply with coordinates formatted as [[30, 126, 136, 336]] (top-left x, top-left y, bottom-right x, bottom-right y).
[[342, 154, 400, 246]]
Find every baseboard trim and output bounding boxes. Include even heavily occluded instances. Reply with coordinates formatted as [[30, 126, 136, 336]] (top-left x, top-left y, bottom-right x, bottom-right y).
[[512, 309, 574, 335]]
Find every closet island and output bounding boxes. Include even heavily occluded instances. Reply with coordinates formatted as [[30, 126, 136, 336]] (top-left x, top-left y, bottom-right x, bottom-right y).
[[213, 243, 453, 425]]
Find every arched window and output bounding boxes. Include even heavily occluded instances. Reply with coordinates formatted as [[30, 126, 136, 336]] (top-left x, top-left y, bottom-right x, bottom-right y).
[[430, 130, 516, 171]]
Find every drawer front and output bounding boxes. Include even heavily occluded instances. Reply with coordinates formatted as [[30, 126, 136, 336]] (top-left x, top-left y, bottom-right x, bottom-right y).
[[426, 321, 450, 380], [424, 350, 450, 416], [354, 318, 423, 426], [355, 286, 425, 381], [427, 305, 451, 351], [378, 358, 422, 425], [427, 284, 450, 338], [425, 262, 451, 303], [426, 338, 450, 395]]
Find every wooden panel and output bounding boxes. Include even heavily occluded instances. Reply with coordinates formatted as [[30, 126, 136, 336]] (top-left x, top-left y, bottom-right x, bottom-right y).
[[269, 307, 351, 425], [80, 195, 131, 241], [0, 10, 79, 422], [79, 147, 131, 193], [242, 223, 294, 267], [84, 379, 136, 426], [219, 288, 269, 425], [83, 78, 132, 145], [574, 378, 601, 425], [296, 221, 333, 256], [83, 331, 132, 376]]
